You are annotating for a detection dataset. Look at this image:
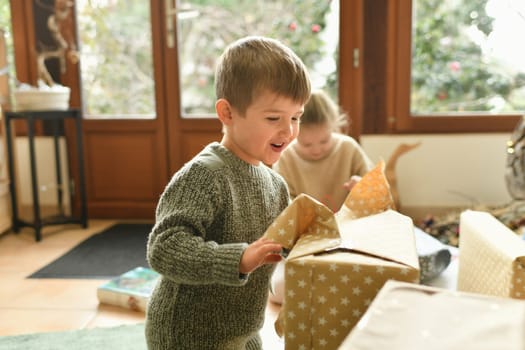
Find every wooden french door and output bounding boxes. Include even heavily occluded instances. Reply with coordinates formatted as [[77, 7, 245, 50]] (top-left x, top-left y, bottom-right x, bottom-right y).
[[69, 0, 221, 219]]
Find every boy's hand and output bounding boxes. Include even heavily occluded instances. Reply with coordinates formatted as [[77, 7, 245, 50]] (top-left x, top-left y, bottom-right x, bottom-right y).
[[343, 175, 362, 192], [239, 237, 282, 274]]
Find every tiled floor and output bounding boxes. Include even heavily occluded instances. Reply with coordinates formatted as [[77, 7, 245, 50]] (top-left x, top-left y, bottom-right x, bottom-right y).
[[0, 220, 284, 349]]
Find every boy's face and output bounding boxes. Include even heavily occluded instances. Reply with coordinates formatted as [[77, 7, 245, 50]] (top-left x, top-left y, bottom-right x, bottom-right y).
[[218, 90, 304, 165], [296, 123, 334, 161]]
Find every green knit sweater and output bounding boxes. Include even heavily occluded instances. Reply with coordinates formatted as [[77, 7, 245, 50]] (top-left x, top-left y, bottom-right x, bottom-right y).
[[145, 142, 290, 350]]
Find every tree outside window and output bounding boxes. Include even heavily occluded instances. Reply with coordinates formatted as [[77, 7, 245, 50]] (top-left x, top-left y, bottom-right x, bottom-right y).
[[412, 0, 525, 115], [177, 0, 339, 116]]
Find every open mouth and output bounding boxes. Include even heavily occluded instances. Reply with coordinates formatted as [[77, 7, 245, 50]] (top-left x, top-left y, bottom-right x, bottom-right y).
[[271, 142, 285, 150]]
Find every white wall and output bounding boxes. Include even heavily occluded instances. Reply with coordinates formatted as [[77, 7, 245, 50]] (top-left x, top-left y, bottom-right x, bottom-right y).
[[361, 133, 513, 208], [14, 137, 70, 209]]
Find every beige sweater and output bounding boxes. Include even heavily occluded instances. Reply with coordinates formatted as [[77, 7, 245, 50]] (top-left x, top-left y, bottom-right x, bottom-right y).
[[273, 133, 373, 212]]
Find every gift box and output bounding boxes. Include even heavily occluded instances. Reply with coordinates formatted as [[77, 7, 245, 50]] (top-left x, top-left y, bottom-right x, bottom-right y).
[[264, 161, 420, 350], [457, 210, 525, 299], [339, 280, 525, 350]]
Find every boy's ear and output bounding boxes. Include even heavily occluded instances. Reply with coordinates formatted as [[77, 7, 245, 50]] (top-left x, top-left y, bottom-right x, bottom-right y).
[[216, 99, 233, 125]]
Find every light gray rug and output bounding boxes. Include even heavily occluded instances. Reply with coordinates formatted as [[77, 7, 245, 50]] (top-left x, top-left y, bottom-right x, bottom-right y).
[[0, 324, 146, 350]]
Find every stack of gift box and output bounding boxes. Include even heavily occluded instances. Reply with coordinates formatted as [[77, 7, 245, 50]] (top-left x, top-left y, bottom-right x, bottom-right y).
[[264, 161, 525, 350]]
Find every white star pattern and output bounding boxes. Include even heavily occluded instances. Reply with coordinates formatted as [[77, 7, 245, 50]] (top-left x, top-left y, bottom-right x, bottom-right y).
[[298, 301, 307, 310], [352, 287, 361, 295], [340, 297, 350, 306], [329, 328, 339, 337], [297, 280, 306, 288], [364, 276, 373, 285], [340, 275, 350, 284], [278, 228, 286, 236]]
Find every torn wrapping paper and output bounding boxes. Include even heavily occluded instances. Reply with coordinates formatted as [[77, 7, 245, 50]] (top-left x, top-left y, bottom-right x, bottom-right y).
[[264, 161, 419, 350], [458, 210, 525, 299], [339, 280, 525, 350], [336, 160, 396, 220], [414, 227, 452, 283], [263, 193, 341, 255]]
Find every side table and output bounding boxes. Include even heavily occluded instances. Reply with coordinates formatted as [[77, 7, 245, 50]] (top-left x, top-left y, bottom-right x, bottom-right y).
[[4, 109, 88, 241]]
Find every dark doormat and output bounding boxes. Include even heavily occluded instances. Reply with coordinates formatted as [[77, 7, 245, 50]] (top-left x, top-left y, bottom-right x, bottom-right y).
[[28, 223, 153, 279]]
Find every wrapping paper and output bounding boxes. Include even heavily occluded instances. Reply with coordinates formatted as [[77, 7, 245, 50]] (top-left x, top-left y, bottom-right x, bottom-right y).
[[264, 161, 420, 350], [339, 280, 525, 350], [337, 160, 395, 220], [414, 227, 452, 283], [458, 210, 525, 299]]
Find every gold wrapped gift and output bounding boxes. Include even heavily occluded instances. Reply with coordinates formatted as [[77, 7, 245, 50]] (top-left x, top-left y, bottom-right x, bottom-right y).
[[458, 210, 525, 299], [278, 210, 419, 350]]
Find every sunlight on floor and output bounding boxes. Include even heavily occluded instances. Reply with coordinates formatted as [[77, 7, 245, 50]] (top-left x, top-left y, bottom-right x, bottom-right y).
[[0, 220, 283, 349]]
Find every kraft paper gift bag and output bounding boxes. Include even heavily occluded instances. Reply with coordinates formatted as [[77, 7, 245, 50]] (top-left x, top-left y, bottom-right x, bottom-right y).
[[264, 161, 420, 350], [458, 210, 525, 299], [339, 280, 525, 350]]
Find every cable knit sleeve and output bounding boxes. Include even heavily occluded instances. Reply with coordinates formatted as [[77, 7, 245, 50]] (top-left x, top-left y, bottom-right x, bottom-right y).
[[147, 162, 248, 287]]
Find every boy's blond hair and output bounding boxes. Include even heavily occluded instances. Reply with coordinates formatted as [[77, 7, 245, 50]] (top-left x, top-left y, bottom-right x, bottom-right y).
[[215, 36, 311, 115], [301, 89, 348, 132]]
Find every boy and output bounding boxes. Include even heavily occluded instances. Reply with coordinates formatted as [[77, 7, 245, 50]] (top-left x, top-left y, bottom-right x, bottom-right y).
[[145, 36, 311, 349]]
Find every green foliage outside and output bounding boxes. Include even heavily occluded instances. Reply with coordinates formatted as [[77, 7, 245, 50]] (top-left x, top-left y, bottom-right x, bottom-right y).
[[177, 0, 337, 115], [412, 0, 525, 113], [78, 0, 155, 116], [5, 0, 525, 117], [78, 0, 337, 117]]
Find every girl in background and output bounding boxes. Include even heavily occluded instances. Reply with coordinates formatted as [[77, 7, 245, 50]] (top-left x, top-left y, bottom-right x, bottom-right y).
[[273, 89, 373, 213]]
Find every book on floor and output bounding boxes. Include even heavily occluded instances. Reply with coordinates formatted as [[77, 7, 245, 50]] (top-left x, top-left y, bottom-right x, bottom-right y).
[[97, 266, 160, 312]]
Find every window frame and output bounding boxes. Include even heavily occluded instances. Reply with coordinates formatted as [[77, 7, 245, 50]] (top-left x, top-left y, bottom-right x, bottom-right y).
[[387, 0, 521, 134]]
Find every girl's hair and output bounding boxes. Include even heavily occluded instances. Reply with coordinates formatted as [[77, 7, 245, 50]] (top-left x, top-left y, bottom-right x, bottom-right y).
[[215, 36, 311, 115], [301, 89, 348, 132]]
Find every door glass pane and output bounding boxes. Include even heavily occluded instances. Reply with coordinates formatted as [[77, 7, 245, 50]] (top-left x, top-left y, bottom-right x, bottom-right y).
[[77, 0, 155, 119], [176, 0, 339, 117], [0, 1, 15, 106], [411, 0, 525, 115]]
